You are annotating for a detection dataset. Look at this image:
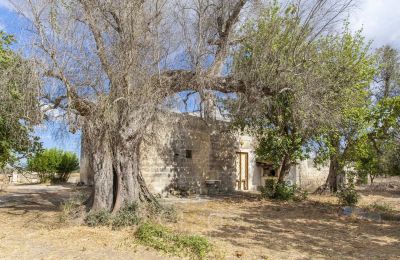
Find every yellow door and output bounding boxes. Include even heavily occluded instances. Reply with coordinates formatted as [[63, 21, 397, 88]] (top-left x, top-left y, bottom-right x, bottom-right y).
[[235, 152, 249, 190]]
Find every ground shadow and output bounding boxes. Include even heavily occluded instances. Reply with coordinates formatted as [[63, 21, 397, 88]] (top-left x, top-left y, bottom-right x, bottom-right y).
[[205, 199, 400, 259]]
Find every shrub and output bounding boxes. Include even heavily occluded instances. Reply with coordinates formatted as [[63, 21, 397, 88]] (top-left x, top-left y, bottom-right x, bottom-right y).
[[57, 152, 79, 182], [135, 223, 210, 259], [59, 192, 87, 222], [85, 210, 112, 227], [27, 148, 79, 183], [367, 202, 394, 213], [337, 184, 359, 206], [111, 203, 140, 229], [260, 179, 308, 201]]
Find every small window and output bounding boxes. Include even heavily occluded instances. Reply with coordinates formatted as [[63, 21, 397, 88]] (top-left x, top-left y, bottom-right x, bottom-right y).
[[185, 150, 192, 159]]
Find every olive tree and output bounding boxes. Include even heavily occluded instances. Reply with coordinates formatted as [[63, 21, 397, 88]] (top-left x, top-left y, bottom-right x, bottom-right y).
[[230, 2, 369, 183], [0, 31, 42, 169]]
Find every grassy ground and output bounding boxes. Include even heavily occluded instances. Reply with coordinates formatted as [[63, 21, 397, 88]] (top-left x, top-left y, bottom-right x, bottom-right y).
[[0, 178, 399, 259]]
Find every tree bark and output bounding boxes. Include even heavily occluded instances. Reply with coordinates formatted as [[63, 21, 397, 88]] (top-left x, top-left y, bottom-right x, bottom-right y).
[[85, 121, 156, 213], [325, 156, 340, 192], [370, 174, 375, 184], [277, 154, 291, 183], [314, 136, 344, 194]]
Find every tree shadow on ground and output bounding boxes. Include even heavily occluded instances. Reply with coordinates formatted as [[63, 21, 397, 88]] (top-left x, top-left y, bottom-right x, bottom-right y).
[[0, 185, 85, 216], [206, 199, 400, 259]]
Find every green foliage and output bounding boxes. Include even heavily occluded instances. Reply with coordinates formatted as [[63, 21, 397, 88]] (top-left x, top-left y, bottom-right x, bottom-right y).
[[111, 203, 140, 229], [85, 210, 112, 227], [135, 223, 211, 259], [367, 202, 394, 213], [352, 46, 400, 180], [232, 3, 376, 179], [57, 152, 80, 181], [337, 184, 359, 206], [260, 179, 308, 201], [84, 203, 140, 228], [27, 148, 79, 182], [0, 31, 42, 168]]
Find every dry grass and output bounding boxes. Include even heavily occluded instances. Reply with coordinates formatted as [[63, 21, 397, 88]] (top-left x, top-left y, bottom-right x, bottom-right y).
[[0, 179, 399, 259]]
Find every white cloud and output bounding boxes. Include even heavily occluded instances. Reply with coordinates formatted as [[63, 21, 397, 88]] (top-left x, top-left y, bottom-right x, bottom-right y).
[[350, 0, 400, 50]]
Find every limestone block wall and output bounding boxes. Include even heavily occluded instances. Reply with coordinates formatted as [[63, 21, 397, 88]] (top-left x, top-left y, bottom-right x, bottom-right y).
[[140, 115, 238, 195], [285, 159, 329, 191]]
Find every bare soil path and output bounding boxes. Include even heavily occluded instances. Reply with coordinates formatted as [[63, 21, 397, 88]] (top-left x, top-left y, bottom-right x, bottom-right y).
[[0, 179, 399, 259], [0, 184, 176, 260]]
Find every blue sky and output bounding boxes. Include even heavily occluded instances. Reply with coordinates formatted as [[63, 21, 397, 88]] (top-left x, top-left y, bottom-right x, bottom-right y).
[[0, 0, 399, 157]]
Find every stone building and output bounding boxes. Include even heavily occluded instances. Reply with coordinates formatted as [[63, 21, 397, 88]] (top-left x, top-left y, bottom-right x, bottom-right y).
[[80, 113, 329, 195]]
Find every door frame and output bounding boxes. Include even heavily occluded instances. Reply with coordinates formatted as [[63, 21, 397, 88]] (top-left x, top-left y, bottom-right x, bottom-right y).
[[236, 152, 249, 190]]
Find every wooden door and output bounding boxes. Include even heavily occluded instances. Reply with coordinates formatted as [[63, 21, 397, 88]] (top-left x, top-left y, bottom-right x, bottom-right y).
[[235, 152, 249, 190]]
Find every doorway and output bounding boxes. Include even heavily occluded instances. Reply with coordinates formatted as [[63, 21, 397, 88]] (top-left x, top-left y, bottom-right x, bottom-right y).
[[235, 152, 249, 190]]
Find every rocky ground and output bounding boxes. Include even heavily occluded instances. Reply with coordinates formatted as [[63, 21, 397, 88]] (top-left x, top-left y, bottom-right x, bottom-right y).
[[0, 178, 399, 259]]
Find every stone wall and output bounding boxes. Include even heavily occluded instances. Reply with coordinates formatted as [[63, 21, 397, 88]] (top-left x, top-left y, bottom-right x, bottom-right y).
[[140, 115, 238, 195], [285, 159, 329, 191], [79, 114, 329, 195]]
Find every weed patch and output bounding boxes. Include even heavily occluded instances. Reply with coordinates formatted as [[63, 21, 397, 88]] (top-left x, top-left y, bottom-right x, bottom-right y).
[[85, 210, 112, 227], [367, 202, 394, 213], [135, 222, 211, 259], [260, 179, 308, 201], [111, 203, 140, 229]]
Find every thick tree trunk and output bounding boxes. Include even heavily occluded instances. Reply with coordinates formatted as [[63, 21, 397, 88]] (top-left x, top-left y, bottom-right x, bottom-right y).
[[326, 156, 340, 192], [84, 122, 156, 213], [277, 154, 291, 183], [314, 155, 342, 194]]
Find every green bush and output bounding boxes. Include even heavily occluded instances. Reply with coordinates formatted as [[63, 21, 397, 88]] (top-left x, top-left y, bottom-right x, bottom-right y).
[[260, 179, 308, 201], [85, 210, 112, 227], [111, 203, 140, 229], [135, 223, 210, 259], [57, 152, 79, 182], [27, 148, 79, 183], [337, 184, 359, 206], [367, 202, 394, 213]]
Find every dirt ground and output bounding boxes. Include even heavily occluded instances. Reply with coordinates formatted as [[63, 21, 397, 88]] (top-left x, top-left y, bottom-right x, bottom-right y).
[[1, 179, 399, 260]]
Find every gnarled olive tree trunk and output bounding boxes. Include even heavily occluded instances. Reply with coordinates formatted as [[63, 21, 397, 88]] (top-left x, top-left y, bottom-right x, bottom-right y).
[[315, 139, 343, 194], [84, 120, 155, 213]]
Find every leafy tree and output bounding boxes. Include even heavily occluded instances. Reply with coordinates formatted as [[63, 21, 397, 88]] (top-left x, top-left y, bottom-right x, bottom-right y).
[[355, 46, 400, 181], [0, 31, 42, 168], [308, 25, 376, 192], [231, 3, 374, 184], [28, 148, 79, 182]]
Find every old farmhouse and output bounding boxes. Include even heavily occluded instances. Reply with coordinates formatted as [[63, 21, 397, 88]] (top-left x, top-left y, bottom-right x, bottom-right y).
[[80, 113, 329, 195]]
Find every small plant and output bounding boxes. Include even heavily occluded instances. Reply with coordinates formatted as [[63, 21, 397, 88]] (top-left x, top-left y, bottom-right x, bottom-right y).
[[260, 179, 308, 201], [61, 192, 87, 218], [85, 210, 111, 227], [337, 184, 359, 206], [367, 202, 394, 213], [260, 179, 276, 198], [135, 222, 211, 259], [111, 203, 140, 229]]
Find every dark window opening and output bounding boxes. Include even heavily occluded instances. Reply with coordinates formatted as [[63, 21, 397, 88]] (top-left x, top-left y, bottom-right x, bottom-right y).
[[185, 150, 192, 159]]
